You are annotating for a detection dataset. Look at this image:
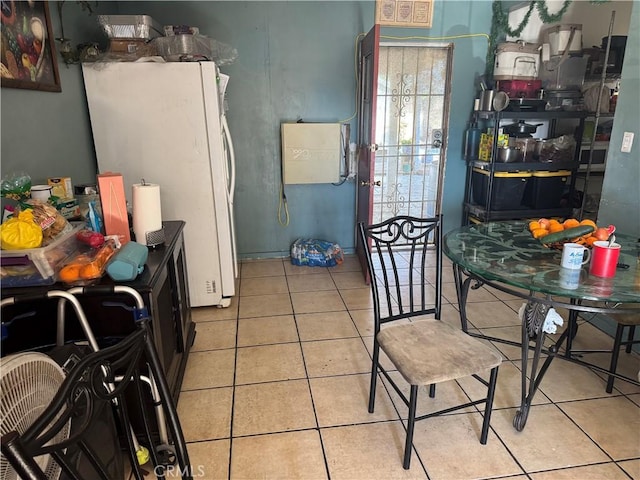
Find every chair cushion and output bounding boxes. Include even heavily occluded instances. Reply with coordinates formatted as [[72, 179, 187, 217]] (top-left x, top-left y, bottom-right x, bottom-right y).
[[377, 320, 503, 385], [611, 307, 640, 326]]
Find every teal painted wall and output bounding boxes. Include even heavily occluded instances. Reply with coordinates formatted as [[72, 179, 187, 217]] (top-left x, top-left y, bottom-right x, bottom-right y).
[[119, 1, 372, 258], [597, 0, 640, 238], [0, 2, 109, 188], [2, 1, 637, 259], [116, 0, 492, 257]]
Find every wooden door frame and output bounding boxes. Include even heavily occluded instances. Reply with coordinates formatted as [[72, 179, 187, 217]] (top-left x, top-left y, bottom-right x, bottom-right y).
[[355, 24, 380, 282]]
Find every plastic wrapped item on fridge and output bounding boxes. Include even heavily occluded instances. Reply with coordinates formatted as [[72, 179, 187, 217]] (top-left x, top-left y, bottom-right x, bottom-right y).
[[154, 35, 238, 65]]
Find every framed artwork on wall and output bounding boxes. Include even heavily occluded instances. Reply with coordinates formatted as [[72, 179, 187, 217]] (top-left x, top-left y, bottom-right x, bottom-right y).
[[1, 0, 61, 92], [375, 0, 434, 28]]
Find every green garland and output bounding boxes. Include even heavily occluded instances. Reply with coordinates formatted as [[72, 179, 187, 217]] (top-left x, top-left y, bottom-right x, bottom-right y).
[[494, 1, 536, 38], [536, 0, 572, 23], [486, 0, 573, 78]]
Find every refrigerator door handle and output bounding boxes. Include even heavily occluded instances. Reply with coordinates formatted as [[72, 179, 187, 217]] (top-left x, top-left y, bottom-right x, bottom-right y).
[[222, 115, 236, 204]]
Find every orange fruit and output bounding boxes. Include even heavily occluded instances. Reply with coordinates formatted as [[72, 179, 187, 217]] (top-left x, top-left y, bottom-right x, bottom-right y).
[[563, 218, 580, 229], [59, 265, 81, 283], [548, 223, 564, 233], [80, 262, 102, 279], [585, 236, 598, 247], [531, 228, 549, 239], [593, 227, 609, 241], [548, 219, 561, 226], [528, 221, 542, 232], [580, 219, 597, 229]]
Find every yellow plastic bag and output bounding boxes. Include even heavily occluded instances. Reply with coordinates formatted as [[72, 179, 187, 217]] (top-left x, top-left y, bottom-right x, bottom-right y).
[[0, 209, 43, 250]]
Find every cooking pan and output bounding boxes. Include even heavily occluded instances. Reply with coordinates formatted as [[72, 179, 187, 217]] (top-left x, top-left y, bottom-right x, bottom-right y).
[[502, 120, 542, 136]]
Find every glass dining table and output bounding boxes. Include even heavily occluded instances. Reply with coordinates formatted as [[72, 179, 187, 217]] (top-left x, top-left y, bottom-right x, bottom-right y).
[[443, 220, 640, 431]]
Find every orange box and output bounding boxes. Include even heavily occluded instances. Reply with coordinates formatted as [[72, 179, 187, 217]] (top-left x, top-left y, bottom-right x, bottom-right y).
[[97, 172, 131, 244]]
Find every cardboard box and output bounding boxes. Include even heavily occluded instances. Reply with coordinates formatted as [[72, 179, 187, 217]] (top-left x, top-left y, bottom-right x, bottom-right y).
[[478, 145, 492, 162], [97, 172, 131, 244], [48, 177, 73, 199], [478, 133, 493, 161], [108, 39, 157, 56], [54, 198, 81, 220], [497, 134, 509, 148]]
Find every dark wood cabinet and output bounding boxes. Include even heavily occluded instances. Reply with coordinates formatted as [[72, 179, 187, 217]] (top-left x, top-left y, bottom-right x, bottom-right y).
[[1, 221, 195, 400]]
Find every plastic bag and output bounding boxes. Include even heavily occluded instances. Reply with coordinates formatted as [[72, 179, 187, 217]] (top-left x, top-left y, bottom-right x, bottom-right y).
[[87, 200, 104, 233], [58, 239, 117, 285], [20, 200, 72, 246], [290, 238, 344, 267], [0, 210, 43, 249], [0, 171, 31, 201], [537, 135, 576, 163]]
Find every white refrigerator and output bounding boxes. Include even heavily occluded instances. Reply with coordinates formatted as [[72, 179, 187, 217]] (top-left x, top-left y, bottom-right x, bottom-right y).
[[82, 61, 237, 308]]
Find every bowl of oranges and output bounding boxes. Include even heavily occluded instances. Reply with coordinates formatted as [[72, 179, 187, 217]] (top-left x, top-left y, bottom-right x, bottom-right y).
[[528, 218, 615, 249]]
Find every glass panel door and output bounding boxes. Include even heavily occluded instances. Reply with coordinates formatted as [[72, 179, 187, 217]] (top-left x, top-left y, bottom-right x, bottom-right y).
[[372, 45, 452, 226]]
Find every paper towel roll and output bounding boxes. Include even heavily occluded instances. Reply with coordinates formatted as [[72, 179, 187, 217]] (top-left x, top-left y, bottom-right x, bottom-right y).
[[132, 183, 162, 245]]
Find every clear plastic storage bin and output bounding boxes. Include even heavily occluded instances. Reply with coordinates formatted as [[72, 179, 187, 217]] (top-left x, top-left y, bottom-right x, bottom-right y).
[[1, 224, 82, 287]]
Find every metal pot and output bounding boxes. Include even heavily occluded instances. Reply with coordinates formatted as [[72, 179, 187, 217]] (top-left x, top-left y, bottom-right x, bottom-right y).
[[497, 146, 522, 163], [502, 120, 542, 136], [480, 90, 496, 111], [493, 41, 540, 80]]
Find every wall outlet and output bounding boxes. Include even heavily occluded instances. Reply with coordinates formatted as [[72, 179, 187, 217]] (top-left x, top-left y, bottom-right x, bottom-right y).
[[621, 132, 634, 153]]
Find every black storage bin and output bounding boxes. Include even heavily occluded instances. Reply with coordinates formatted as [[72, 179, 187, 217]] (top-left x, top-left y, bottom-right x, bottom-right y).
[[523, 170, 571, 209], [472, 168, 531, 210]]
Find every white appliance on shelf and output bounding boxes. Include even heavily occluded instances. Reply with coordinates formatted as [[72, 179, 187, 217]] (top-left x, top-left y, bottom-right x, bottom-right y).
[[82, 61, 237, 308]]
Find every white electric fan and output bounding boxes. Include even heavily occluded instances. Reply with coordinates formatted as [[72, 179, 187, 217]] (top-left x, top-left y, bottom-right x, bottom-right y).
[[0, 352, 70, 480]]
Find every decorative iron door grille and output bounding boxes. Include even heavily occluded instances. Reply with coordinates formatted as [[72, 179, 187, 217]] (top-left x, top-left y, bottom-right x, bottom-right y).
[[372, 44, 451, 232]]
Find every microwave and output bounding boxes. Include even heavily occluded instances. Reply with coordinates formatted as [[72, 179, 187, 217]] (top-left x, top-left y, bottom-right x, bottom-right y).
[[579, 141, 608, 172]]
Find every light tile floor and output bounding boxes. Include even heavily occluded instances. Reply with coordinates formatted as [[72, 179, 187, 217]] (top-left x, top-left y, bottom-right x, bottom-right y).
[[158, 255, 639, 479]]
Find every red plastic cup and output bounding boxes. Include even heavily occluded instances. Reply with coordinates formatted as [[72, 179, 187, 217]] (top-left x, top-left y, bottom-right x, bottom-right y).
[[589, 241, 621, 278]]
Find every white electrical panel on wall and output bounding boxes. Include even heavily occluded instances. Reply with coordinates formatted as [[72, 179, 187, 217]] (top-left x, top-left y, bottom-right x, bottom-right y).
[[281, 123, 342, 184]]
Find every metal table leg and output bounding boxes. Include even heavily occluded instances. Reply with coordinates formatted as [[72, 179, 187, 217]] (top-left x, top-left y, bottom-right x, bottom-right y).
[[452, 264, 474, 333], [563, 299, 581, 358], [513, 301, 556, 431], [452, 265, 559, 432]]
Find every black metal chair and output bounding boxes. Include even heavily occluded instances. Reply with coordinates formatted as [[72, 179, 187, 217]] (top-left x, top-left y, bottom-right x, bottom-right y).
[[358, 215, 503, 469], [1, 315, 191, 480], [605, 308, 640, 393], [567, 303, 640, 393]]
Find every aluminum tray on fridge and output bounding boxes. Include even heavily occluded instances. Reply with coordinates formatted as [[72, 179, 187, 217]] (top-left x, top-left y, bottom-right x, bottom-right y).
[[98, 15, 163, 39]]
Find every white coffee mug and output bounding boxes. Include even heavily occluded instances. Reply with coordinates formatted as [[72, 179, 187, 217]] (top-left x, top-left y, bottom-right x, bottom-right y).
[[561, 242, 591, 270], [30, 185, 53, 202]]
